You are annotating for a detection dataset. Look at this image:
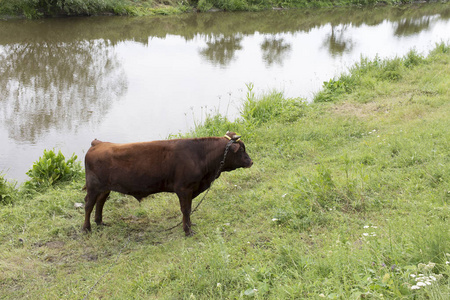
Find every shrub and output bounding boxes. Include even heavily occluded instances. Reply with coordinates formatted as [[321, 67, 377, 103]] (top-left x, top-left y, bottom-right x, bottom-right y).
[[0, 174, 16, 205], [241, 83, 306, 126], [404, 49, 425, 68], [0, 0, 126, 18], [314, 77, 353, 102], [25, 149, 82, 189]]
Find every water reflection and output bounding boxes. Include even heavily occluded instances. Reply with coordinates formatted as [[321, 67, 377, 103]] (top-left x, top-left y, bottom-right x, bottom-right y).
[[261, 36, 292, 66], [394, 16, 433, 37], [200, 34, 243, 66], [322, 25, 353, 57], [0, 39, 127, 143]]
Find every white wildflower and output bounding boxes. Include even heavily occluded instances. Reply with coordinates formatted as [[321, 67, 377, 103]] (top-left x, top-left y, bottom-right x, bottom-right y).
[[410, 274, 416, 278], [217, 283, 221, 287], [363, 233, 369, 236], [364, 225, 370, 228], [411, 285, 420, 290], [417, 282, 426, 287], [319, 294, 325, 298], [272, 218, 279, 222], [427, 262, 436, 269]]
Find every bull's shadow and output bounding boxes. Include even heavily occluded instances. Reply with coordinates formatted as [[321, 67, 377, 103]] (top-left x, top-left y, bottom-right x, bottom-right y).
[[81, 192, 207, 243]]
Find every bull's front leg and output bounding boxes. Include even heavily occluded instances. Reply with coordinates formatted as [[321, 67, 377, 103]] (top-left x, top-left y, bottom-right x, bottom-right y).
[[176, 190, 194, 236]]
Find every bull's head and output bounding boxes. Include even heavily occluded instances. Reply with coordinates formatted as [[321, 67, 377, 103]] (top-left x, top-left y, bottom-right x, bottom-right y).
[[224, 131, 241, 142], [223, 131, 253, 170]]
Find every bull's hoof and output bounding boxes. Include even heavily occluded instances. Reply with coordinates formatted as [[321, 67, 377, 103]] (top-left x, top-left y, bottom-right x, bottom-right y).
[[185, 230, 196, 237], [82, 226, 92, 233], [95, 221, 109, 227]]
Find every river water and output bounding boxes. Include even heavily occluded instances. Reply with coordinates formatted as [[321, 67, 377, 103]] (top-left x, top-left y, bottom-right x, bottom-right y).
[[1, 3, 449, 182]]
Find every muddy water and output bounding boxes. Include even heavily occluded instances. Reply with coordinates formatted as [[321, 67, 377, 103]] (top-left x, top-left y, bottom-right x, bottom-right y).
[[1, 3, 449, 182]]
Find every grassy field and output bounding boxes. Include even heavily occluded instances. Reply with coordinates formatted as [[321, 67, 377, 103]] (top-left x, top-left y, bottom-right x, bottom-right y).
[[0, 0, 441, 18], [1, 43, 450, 299]]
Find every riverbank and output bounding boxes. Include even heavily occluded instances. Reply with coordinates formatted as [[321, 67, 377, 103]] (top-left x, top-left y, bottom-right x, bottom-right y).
[[1, 42, 449, 298], [0, 0, 444, 18]]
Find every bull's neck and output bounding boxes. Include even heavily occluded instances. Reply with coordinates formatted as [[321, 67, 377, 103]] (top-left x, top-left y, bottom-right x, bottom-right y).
[[201, 138, 229, 177]]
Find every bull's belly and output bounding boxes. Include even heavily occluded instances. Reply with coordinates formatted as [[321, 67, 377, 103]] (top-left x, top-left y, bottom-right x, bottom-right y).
[[108, 178, 174, 200]]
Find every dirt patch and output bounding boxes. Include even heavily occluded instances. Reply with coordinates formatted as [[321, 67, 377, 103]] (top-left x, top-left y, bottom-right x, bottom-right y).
[[45, 241, 65, 249], [81, 253, 98, 261], [331, 101, 387, 118]]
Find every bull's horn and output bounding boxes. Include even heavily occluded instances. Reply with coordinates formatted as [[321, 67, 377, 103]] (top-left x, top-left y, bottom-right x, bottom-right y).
[[232, 135, 241, 140]]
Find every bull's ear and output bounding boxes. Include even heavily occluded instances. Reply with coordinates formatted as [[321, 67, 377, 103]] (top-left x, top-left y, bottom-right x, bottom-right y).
[[230, 142, 240, 153]]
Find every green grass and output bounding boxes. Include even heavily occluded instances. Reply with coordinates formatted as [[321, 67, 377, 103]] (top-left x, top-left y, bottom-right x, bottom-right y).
[[0, 0, 439, 18], [1, 42, 450, 299]]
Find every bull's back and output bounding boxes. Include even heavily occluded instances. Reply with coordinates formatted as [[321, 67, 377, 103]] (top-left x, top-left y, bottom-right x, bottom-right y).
[[85, 141, 179, 193]]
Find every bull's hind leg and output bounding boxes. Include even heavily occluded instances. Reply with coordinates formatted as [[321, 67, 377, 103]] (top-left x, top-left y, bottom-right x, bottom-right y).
[[83, 190, 97, 232], [83, 189, 108, 232], [94, 191, 110, 226]]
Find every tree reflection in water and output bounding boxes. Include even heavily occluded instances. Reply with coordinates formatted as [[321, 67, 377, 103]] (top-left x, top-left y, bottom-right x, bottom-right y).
[[322, 24, 353, 57], [260, 36, 292, 67], [393, 16, 433, 37], [199, 34, 243, 66], [0, 39, 127, 144]]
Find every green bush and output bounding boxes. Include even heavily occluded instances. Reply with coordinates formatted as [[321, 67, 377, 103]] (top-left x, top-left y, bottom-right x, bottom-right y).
[[241, 83, 307, 126], [191, 113, 236, 137], [404, 49, 425, 68], [314, 77, 354, 102], [25, 149, 82, 189], [0, 0, 126, 18], [314, 50, 429, 103], [430, 42, 450, 55], [0, 174, 16, 205]]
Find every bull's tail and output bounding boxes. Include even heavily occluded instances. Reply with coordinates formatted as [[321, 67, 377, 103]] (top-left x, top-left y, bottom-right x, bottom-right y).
[[91, 139, 103, 146]]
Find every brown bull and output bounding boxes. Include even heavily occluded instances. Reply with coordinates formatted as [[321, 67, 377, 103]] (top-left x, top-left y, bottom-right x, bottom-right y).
[[83, 131, 253, 236]]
